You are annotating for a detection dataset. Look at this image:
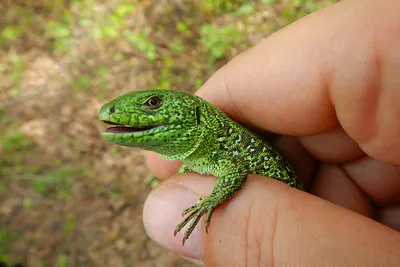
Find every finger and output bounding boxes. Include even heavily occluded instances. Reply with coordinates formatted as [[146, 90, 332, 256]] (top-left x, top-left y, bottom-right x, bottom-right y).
[[197, 0, 400, 165], [309, 163, 375, 218], [379, 205, 400, 231], [144, 151, 181, 180], [143, 174, 400, 266], [143, 174, 215, 261], [298, 127, 364, 163], [343, 156, 400, 206], [204, 175, 400, 267], [307, 156, 400, 220]]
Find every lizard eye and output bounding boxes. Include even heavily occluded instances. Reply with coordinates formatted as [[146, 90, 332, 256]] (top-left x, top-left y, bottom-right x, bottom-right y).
[[145, 96, 162, 109]]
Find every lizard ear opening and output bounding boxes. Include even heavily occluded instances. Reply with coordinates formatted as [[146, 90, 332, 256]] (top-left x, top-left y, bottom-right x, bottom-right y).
[[195, 106, 201, 124]]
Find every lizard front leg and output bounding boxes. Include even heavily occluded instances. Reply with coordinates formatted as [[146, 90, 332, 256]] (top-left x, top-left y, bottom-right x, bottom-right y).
[[174, 159, 248, 245]]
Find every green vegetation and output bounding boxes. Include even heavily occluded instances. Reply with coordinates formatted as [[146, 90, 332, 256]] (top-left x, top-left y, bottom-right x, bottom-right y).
[[45, 19, 72, 52], [55, 253, 70, 267], [30, 167, 91, 197], [124, 29, 157, 60], [0, 110, 36, 178], [204, 0, 246, 14], [0, 230, 21, 264], [200, 24, 243, 60], [1, 25, 24, 43], [0, 0, 338, 266]]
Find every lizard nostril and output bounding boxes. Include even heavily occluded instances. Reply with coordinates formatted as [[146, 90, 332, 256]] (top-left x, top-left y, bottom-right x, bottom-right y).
[[110, 105, 116, 113]]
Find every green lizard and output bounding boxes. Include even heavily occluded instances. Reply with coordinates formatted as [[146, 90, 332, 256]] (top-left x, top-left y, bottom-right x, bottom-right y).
[[98, 89, 304, 245]]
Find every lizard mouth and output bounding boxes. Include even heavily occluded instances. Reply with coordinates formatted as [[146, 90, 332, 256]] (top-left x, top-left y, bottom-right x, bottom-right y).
[[102, 121, 161, 134]]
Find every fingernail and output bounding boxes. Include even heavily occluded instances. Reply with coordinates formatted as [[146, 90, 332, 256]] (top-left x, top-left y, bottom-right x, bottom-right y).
[[143, 180, 204, 262]]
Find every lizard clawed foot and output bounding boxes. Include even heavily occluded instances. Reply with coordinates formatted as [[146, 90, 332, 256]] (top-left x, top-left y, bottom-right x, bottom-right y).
[[174, 197, 216, 246], [181, 197, 204, 217]]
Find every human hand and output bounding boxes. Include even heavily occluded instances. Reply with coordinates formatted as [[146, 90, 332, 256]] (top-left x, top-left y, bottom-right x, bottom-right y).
[[143, 0, 400, 266]]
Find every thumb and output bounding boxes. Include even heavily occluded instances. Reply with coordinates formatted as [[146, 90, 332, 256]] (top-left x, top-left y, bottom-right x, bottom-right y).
[[143, 174, 400, 266]]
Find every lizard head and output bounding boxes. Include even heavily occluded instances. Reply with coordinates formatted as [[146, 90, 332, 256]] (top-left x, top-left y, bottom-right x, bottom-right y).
[[98, 89, 203, 159]]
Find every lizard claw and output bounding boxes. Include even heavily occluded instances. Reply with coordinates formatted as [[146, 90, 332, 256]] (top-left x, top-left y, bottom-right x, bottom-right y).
[[174, 197, 216, 245], [181, 203, 197, 217]]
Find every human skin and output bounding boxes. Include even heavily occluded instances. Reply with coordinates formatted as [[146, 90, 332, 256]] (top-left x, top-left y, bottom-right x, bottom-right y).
[[142, 0, 400, 266]]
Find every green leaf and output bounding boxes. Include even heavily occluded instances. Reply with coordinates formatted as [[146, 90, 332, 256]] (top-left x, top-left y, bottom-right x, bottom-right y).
[[64, 215, 76, 234], [200, 24, 242, 60], [176, 22, 189, 33], [102, 25, 118, 38], [115, 4, 135, 17], [234, 3, 255, 16], [1, 26, 24, 41], [124, 30, 157, 61], [32, 180, 48, 194], [47, 21, 71, 39], [0, 183, 6, 194], [169, 39, 186, 55], [261, 0, 279, 3], [55, 252, 69, 267]]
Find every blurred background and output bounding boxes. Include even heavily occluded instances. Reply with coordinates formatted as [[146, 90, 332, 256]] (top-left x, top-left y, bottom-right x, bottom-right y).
[[0, 0, 337, 266]]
